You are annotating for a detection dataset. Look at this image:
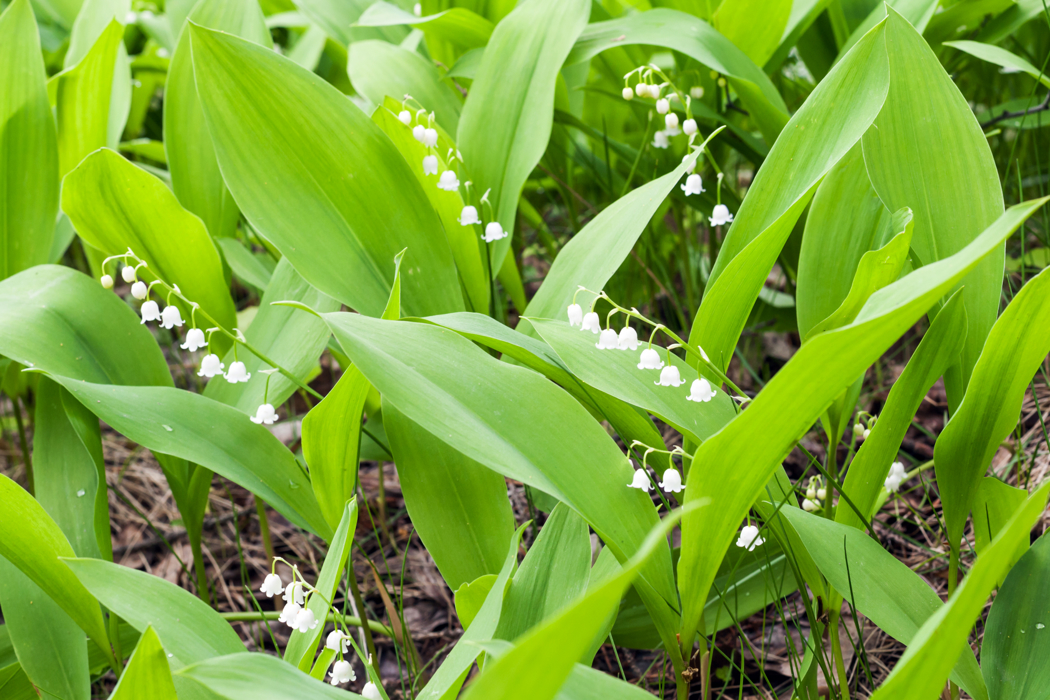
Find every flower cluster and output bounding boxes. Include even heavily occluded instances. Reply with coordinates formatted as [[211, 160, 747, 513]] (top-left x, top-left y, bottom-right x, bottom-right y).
[[801, 476, 826, 512], [884, 461, 908, 493], [853, 412, 877, 442], [626, 445, 687, 497], [622, 66, 699, 152]]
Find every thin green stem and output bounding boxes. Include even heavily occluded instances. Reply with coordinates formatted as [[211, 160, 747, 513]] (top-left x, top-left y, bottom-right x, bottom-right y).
[[256, 497, 274, 564], [12, 394, 32, 495]]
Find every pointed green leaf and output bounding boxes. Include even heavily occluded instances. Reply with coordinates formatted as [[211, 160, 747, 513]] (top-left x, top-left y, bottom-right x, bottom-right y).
[[946, 40, 1050, 88], [109, 627, 177, 700], [176, 652, 360, 699]]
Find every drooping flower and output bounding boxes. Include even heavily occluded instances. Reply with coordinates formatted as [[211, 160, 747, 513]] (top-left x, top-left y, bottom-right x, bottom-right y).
[[100, 274, 114, 289], [121, 265, 137, 284], [181, 328, 206, 352], [634, 83, 649, 98], [664, 113, 680, 131], [278, 602, 301, 629], [567, 303, 583, 327], [260, 573, 283, 598], [423, 128, 438, 147], [224, 361, 251, 383], [283, 580, 306, 605], [422, 155, 438, 175], [160, 305, 184, 330], [637, 348, 664, 370], [802, 498, 819, 512], [294, 608, 318, 633], [140, 300, 161, 324], [580, 312, 601, 334], [251, 403, 278, 425], [627, 469, 652, 491], [659, 468, 684, 493], [691, 86, 704, 99], [618, 326, 639, 351], [709, 204, 734, 226], [655, 98, 670, 114], [817, 487, 827, 500], [655, 365, 686, 387], [329, 659, 355, 686], [681, 173, 704, 196], [622, 87, 634, 100], [736, 525, 765, 551], [458, 205, 480, 226], [398, 110, 412, 125], [683, 118, 698, 136], [596, 328, 619, 349], [131, 281, 148, 300], [361, 682, 383, 700], [326, 630, 351, 654], [437, 170, 460, 191], [884, 461, 908, 493], [686, 378, 716, 403], [198, 354, 224, 378], [652, 130, 670, 149], [412, 124, 425, 142], [482, 222, 506, 242]]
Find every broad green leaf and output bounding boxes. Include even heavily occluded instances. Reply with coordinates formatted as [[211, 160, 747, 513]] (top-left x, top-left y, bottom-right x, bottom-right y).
[[64, 0, 131, 150], [946, 39, 1050, 88], [0, 557, 90, 700], [690, 19, 890, 372], [176, 652, 356, 698], [0, 0, 59, 279], [982, 531, 1050, 700], [836, 291, 967, 531], [837, 0, 938, 60], [0, 663, 35, 700], [713, 0, 791, 66], [110, 627, 177, 700], [565, 9, 790, 145], [61, 147, 238, 337], [348, 40, 463, 133], [869, 481, 1050, 700], [216, 238, 274, 292], [324, 313, 678, 607], [166, 0, 270, 240], [354, 2, 493, 52], [677, 200, 1046, 648], [973, 477, 1029, 562], [55, 20, 122, 177], [284, 500, 358, 669], [50, 376, 332, 539], [189, 24, 464, 317], [204, 258, 337, 413], [457, 0, 590, 269], [494, 503, 590, 643], [781, 507, 987, 699], [386, 401, 514, 591], [555, 664, 658, 700], [0, 475, 112, 666], [455, 574, 497, 631], [294, 0, 408, 46], [64, 557, 245, 666], [935, 264, 1050, 551], [796, 143, 893, 340], [862, 8, 1005, 410]]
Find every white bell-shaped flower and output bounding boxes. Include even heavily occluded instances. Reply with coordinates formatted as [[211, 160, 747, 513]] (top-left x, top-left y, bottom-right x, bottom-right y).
[[131, 281, 148, 299], [362, 682, 383, 700], [637, 347, 664, 370], [329, 659, 355, 686], [251, 403, 278, 425], [863, 428, 871, 439], [458, 205, 480, 226], [260, 573, 283, 598], [709, 204, 734, 226], [817, 487, 827, 500], [412, 124, 425, 142], [681, 173, 704, 196], [140, 300, 161, 324], [884, 461, 907, 493], [160, 305, 184, 329], [736, 525, 765, 551], [326, 630, 351, 654], [181, 327, 206, 352], [853, 423, 866, 440], [627, 469, 652, 491], [482, 222, 506, 242], [656, 98, 670, 114], [580, 312, 601, 334], [664, 113, 679, 131], [294, 608, 318, 633], [618, 326, 639, 351], [437, 170, 460, 191], [398, 110, 412, 125], [686, 377, 716, 403], [683, 118, 698, 136], [567, 303, 583, 327], [278, 602, 301, 629], [634, 83, 648, 98], [422, 155, 438, 175], [198, 354, 225, 378], [691, 86, 704, 99], [655, 365, 686, 387], [100, 274, 114, 289], [121, 265, 137, 284], [802, 498, 819, 512], [659, 468, 684, 493], [283, 580, 306, 605], [224, 361, 251, 383], [652, 130, 669, 149], [622, 86, 634, 100], [423, 127, 438, 147], [806, 486, 817, 500], [596, 328, 619, 349]]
